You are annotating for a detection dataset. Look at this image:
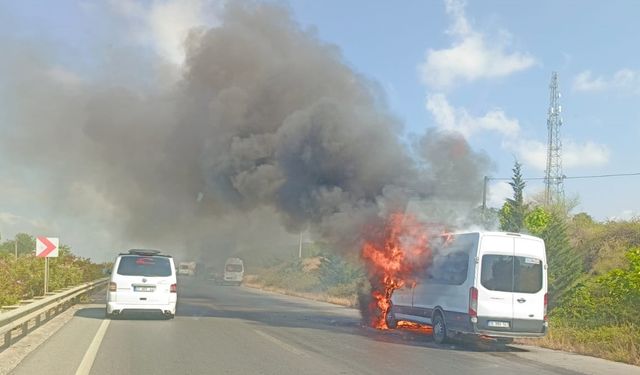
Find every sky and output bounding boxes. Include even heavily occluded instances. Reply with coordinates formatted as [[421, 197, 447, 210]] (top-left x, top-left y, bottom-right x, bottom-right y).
[[1, 0, 639, 260]]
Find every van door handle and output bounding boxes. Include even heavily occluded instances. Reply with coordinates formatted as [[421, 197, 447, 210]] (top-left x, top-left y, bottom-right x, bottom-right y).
[[517, 298, 526, 303]]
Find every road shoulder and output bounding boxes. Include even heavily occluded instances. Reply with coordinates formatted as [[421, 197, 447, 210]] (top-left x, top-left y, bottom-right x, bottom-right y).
[[0, 303, 83, 375]]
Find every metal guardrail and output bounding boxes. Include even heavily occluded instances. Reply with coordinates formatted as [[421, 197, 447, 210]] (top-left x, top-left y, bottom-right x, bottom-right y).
[[0, 278, 108, 351]]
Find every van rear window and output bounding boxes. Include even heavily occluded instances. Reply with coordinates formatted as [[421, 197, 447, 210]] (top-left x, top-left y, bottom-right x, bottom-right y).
[[117, 256, 172, 277], [226, 264, 243, 272], [481, 255, 542, 293]]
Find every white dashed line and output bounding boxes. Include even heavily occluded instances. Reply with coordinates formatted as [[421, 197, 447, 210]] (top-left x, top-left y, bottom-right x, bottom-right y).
[[74, 319, 111, 375]]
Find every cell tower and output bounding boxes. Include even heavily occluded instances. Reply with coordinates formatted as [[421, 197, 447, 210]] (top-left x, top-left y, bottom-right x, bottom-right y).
[[544, 72, 564, 205]]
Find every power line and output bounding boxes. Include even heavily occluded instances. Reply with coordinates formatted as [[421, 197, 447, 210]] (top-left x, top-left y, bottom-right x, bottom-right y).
[[487, 172, 640, 181], [563, 172, 640, 180], [481, 172, 640, 212]]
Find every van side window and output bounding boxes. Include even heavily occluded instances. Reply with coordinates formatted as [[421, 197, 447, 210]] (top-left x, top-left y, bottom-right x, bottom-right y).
[[426, 251, 469, 285]]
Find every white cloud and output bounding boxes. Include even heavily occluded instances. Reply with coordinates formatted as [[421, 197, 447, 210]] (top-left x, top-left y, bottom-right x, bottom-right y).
[[426, 94, 610, 173], [419, 0, 535, 90], [109, 0, 220, 66], [47, 66, 84, 87], [609, 210, 639, 221], [507, 139, 610, 171], [0, 211, 50, 238], [573, 69, 640, 93], [426, 93, 520, 138], [487, 180, 511, 208], [0, 212, 21, 226], [148, 0, 212, 65]]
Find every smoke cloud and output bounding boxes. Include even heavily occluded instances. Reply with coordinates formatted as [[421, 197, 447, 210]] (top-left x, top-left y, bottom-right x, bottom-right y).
[[0, 2, 490, 260]]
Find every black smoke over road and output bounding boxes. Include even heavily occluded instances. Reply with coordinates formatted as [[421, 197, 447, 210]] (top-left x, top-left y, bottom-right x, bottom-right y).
[[0, 2, 490, 258]]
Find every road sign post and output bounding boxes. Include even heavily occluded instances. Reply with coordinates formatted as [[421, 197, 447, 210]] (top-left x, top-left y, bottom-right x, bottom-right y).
[[36, 237, 59, 295], [44, 258, 48, 294]]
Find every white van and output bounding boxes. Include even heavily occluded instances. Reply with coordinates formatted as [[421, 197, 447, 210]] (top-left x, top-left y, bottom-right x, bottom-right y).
[[178, 261, 197, 276], [223, 257, 244, 285], [388, 232, 547, 344], [106, 249, 177, 319]]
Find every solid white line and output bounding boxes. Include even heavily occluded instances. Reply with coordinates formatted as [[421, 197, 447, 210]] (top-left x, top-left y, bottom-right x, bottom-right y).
[[253, 329, 309, 357], [74, 319, 111, 375]]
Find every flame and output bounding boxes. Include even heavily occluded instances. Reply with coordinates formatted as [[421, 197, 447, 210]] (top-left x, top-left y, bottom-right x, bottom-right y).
[[360, 213, 433, 329], [397, 320, 433, 334]]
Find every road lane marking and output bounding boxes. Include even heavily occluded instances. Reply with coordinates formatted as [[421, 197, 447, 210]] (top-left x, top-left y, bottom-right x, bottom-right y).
[[253, 329, 309, 357], [74, 319, 111, 375]]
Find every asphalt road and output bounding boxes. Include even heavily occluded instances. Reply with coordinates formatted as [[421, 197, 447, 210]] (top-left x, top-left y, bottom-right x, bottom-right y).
[[9, 278, 639, 375]]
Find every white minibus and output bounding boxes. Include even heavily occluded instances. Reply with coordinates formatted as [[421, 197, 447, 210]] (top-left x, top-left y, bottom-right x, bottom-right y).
[[388, 232, 547, 344]]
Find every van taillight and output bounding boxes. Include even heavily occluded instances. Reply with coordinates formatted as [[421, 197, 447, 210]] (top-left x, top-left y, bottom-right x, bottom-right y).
[[109, 282, 117, 292], [170, 283, 177, 293], [544, 293, 548, 321], [469, 287, 478, 318]]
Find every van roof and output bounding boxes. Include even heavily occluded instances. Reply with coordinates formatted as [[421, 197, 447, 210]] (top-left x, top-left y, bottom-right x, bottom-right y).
[[447, 231, 543, 242], [118, 249, 173, 257]]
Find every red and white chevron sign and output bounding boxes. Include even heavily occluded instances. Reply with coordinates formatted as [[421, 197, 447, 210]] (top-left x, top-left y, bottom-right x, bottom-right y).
[[36, 237, 59, 258]]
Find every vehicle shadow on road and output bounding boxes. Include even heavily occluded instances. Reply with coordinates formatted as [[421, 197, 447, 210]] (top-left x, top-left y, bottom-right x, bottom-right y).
[[171, 295, 530, 354], [75, 307, 171, 321]]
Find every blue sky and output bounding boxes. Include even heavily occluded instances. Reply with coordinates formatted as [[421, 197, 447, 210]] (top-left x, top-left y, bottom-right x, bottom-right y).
[[1, 0, 639, 258], [293, 0, 640, 219]]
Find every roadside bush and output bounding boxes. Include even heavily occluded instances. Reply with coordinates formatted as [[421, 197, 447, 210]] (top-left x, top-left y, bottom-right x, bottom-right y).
[[554, 247, 640, 326], [0, 236, 105, 307], [254, 253, 365, 298]]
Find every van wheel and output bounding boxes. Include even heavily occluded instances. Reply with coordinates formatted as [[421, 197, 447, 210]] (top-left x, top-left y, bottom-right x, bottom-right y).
[[432, 313, 448, 344], [385, 309, 398, 329]]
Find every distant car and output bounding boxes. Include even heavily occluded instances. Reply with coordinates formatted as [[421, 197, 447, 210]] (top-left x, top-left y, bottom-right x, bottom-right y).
[[178, 261, 197, 276], [106, 249, 177, 319], [223, 257, 244, 285]]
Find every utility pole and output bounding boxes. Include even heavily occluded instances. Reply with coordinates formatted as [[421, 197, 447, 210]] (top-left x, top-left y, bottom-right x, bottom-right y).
[[298, 232, 303, 258], [544, 72, 565, 205], [14, 236, 18, 260], [482, 176, 489, 214]]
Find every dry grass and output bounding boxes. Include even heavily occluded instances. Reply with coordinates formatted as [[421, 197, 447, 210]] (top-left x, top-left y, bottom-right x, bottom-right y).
[[243, 277, 357, 308], [517, 323, 640, 366]]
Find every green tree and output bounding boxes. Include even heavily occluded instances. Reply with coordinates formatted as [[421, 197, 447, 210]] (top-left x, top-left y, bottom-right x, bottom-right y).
[[539, 210, 584, 307], [524, 206, 551, 235], [0, 233, 36, 257], [499, 161, 527, 232]]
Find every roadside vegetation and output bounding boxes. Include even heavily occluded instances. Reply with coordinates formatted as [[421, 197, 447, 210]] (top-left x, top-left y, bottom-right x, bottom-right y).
[[249, 161, 640, 365], [0, 234, 106, 307], [498, 161, 640, 365], [247, 246, 366, 307]]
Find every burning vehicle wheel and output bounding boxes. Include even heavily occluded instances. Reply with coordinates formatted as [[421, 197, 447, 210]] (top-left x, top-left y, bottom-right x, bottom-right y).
[[432, 314, 448, 344], [385, 309, 398, 329]]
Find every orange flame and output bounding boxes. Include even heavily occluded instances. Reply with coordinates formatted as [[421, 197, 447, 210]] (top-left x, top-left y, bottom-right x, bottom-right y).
[[397, 320, 433, 334], [360, 213, 433, 329]]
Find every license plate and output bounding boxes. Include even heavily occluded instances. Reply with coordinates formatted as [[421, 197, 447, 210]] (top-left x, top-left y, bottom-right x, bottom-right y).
[[488, 321, 510, 328], [134, 286, 155, 292]]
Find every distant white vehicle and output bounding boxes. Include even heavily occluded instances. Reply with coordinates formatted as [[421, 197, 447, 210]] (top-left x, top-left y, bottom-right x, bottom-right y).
[[388, 232, 548, 344], [178, 261, 197, 276], [106, 249, 177, 319], [223, 258, 244, 285]]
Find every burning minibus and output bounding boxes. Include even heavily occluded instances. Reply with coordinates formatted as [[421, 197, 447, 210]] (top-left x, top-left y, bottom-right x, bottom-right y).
[[387, 231, 548, 344]]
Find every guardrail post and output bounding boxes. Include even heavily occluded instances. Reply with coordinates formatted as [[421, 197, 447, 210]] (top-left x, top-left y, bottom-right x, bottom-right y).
[[3, 331, 11, 349]]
